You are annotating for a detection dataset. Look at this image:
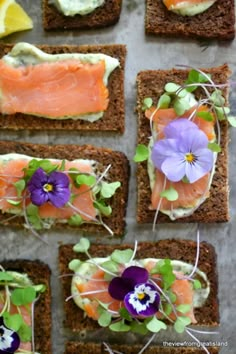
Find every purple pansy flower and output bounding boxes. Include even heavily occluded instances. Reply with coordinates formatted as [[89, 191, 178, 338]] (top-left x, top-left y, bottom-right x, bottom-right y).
[[151, 118, 214, 183], [124, 282, 160, 318], [108, 266, 160, 318], [27, 168, 70, 208], [0, 317, 20, 354]]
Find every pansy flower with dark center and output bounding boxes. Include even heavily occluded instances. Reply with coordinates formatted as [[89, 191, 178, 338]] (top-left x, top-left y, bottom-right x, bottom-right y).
[[0, 317, 20, 354], [108, 266, 160, 317], [151, 118, 214, 183], [27, 167, 70, 208]]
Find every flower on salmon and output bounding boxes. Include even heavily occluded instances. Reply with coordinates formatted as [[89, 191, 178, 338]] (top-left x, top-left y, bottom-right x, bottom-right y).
[[27, 168, 70, 208], [108, 266, 160, 317], [0, 317, 20, 354], [151, 118, 214, 183]]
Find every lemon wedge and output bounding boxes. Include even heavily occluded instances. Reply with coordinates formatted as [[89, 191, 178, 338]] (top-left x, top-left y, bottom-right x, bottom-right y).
[[0, 0, 33, 39]]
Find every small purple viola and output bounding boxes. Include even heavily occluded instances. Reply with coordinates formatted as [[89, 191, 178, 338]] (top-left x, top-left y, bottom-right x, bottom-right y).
[[0, 317, 20, 354], [151, 118, 214, 183], [27, 168, 70, 208], [108, 266, 160, 318]]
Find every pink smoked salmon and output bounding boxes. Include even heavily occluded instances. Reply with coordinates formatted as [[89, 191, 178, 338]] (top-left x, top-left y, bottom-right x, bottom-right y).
[[0, 291, 31, 351], [163, 0, 215, 10], [145, 106, 215, 210], [0, 158, 96, 221], [78, 263, 196, 323], [0, 59, 108, 118]]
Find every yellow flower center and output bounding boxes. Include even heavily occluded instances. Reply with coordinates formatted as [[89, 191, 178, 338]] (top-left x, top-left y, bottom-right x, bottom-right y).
[[137, 292, 145, 300], [43, 183, 53, 193], [185, 153, 196, 163]]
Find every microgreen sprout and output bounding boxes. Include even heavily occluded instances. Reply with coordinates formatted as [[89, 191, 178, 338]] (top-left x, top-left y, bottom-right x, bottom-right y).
[[0, 266, 46, 354], [67, 234, 215, 354], [0, 157, 121, 239]]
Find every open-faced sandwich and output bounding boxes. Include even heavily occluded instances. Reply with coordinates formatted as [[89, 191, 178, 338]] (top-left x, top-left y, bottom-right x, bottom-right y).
[[135, 64, 232, 225], [0, 260, 51, 353], [59, 237, 219, 353], [43, 0, 123, 31], [0, 42, 126, 133], [145, 0, 235, 40], [0, 141, 129, 237]]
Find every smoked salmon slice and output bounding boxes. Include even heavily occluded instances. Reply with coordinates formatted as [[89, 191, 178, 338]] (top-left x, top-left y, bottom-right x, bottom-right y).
[[77, 269, 122, 320], [146, 106, 215, 212], [0, 158, 96, 221], [0, 59, 108, 118]]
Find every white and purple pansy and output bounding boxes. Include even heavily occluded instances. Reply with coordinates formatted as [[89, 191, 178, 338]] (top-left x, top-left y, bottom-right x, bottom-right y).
[[151, 118, 214, 183], [27, 167, 70, 207], [108, 266, 160, 318], [0, 317, 20, 354]]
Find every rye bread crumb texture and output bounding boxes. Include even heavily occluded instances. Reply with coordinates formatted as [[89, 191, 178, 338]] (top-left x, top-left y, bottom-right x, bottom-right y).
[[136, 64, 230, 224], [59, 239, 219, 333], [0, 260, 51, 354], [0, 43, 126, 133], [145, 0, 235, 40], [65, 342, 219, 354], [43, 0, 122, 30], [0, 141, 129, 237]]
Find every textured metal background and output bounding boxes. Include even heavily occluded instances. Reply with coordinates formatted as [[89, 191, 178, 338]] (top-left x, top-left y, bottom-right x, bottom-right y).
[[0, 1, 235, 353]]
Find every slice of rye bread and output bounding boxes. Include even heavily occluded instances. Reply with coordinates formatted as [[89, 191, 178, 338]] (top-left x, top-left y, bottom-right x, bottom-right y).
[[59, 239, 219, 332], [65, 342, 220, 354], [43, 0, 122, 31], [136, 64, 230, 224], [0, 140, 129, 237], [145, 0, 235, 40], [0, 260, 51, 354], [0, 43, 126, 133]]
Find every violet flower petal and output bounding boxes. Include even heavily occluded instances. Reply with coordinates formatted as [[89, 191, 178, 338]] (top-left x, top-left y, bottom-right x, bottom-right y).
[[124, 283, 160, 318], [185, 148, 214, 183], [27, 168, 48, 192], [164, 118, 198, 139], [178, 128, 209, 154], [0, 317, 20, 353], [47, 171, 70, 208], [108, 277, 135, 301], [122, 266, 149, 285], [151, 139, 180, 170], [161, 154, 186, 182]]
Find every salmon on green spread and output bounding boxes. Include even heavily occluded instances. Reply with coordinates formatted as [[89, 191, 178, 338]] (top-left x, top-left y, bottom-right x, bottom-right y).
[[67, 239, 210, 336], [0, 153, 121, 234], [0, 268, 46, 353], [135, 67, 231, 222], [0, 43, 119, 122]]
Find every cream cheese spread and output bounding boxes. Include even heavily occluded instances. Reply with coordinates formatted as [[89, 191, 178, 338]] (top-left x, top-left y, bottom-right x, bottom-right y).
[[49, 0, 105, 16]]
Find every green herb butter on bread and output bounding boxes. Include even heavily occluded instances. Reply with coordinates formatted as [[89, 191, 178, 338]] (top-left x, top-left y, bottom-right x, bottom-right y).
[[43, 0, 123, 30], [146, 0, 235, 40]]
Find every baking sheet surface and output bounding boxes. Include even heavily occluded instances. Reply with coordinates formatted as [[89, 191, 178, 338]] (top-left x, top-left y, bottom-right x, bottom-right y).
[[0, 1, 236, 353]]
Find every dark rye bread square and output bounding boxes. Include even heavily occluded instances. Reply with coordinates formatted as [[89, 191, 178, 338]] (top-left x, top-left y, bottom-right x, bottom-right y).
[[65, 341, 219, 354], [59, 239, 219, 333], [146, 0, 235, 40], [0, 43, 126, 133], [0, 140, 129, 237], [0, 260, 51, 354], [136, 64, 230, 224], [43, 0, 123, 31]]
